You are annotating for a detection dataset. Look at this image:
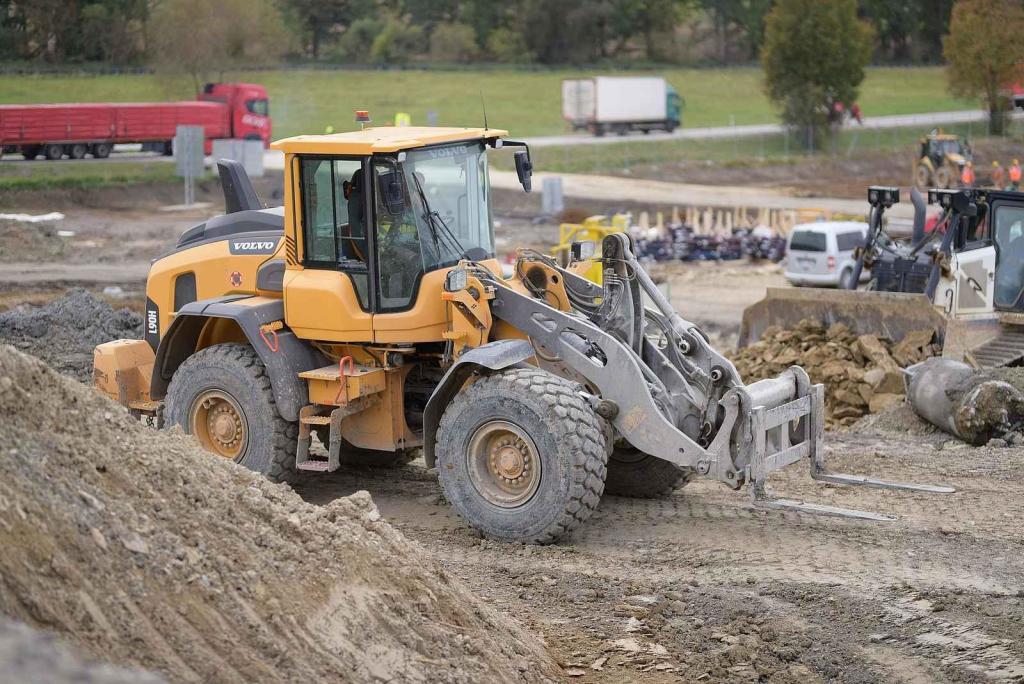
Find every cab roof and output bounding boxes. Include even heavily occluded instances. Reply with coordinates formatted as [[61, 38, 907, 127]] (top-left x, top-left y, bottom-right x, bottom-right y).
[[271, 126, 509, 155]]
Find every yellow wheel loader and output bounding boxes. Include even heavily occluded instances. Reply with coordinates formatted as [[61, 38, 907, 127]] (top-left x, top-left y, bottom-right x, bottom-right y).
[[742, 186, 1024, 368], [913, 130, 970, 190], [95, 126, 951, 543]]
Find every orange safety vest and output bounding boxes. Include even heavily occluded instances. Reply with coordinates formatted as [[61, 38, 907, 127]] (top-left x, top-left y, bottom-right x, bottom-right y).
[[962, 166, 975, 185], [1011, 165, 1022, 182]]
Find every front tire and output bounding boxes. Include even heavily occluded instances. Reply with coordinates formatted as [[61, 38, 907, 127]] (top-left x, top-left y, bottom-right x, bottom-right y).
[[435, 368, 608, 544], [165, 343, 297, 483], [604, 446, 695, 498]]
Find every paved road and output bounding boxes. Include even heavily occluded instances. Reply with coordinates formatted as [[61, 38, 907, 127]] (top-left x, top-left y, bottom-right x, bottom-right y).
[[489, 169, 915, 219], [524, 109, 1009, 148]]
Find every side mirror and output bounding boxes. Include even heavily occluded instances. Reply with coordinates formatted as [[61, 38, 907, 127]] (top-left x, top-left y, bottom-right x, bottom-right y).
[[379, 170, 406, 215], [514, 149, 533, 193]]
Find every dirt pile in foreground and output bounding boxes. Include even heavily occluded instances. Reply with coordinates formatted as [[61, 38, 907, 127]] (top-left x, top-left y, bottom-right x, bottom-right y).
[[0, 288, 141, 382], [730, 319, 937, 428], [0, 346, 558, 683]]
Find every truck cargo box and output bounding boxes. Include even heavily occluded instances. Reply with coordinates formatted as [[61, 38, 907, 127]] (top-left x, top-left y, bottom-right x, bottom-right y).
[[0, 102, 230, 146], [562, 76, 678, 136]]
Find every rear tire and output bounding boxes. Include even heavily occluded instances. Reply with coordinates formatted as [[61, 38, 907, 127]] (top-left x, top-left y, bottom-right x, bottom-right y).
[[92, 142, 112, 159], [164, 343, 297, 483], [914, 163, 931, 189], [435, 367, 608, 544], [604, 446, 694, 498], [43, 143, 63, 161], [68, 143, 87, 160]]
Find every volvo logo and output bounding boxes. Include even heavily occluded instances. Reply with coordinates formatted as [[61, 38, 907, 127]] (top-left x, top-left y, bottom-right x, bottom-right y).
[[229, 238, 279, 255]]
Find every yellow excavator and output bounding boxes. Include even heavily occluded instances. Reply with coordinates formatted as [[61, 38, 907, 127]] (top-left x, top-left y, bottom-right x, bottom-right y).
[[94, 125, 950, 543]]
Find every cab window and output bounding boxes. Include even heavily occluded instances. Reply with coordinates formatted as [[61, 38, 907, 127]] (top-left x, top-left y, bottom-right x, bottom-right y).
[[246, 99, 269, 116], [299, 157, 370, 308], [372, 142, 496, 312], [994, 204, 1024, 309]]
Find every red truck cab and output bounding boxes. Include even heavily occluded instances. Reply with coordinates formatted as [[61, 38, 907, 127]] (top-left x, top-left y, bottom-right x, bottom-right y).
[[199, 82, 272, 148]]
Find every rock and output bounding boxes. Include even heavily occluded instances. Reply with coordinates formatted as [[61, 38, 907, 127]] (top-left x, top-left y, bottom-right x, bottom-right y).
[[869, 393, 904, 414], [892, 330, 936, 366], [833, 388, 866, 407], [857, 335, 897, 370], [89, 528, 108, 550]]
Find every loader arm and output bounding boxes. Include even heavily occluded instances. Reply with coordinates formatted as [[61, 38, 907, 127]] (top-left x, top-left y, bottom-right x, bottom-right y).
[[469, 233, 954, 518]]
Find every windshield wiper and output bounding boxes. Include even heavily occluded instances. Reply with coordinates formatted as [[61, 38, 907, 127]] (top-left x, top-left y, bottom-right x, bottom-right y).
[[410, 172, 467, 259]]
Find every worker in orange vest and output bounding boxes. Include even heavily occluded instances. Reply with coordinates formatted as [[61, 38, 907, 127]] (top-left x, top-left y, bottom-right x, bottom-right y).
[[1010, 160, 1022, 191], [991, 160, 1006, 189], [961, 161, 975, 188]]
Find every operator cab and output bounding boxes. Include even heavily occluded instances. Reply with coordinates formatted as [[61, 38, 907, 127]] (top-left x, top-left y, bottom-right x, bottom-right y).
[[272, 124, 532, 343], [297, 140, 496, 312]]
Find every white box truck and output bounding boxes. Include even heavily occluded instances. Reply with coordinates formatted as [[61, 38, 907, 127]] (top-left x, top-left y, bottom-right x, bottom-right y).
[[562, 76, 682, 136]]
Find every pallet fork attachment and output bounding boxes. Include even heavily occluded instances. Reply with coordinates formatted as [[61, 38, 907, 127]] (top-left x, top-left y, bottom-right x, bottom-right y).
[[745, 368, 954, 520]]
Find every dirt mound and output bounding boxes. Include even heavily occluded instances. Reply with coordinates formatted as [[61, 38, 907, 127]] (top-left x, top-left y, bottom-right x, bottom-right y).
[[729, 319, 937, 428], [0, 289, 141, 382], [0, 346, 558, 683]]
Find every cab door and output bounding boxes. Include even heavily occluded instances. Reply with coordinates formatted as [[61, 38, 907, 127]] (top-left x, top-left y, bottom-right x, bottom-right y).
[[284, 155, 377, 341], [992, 201, 1024, 311], [950, 246, 996, 316]]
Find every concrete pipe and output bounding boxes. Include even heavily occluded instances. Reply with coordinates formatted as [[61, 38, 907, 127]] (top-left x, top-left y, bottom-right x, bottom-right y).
[[905, 358, 1024, 445]]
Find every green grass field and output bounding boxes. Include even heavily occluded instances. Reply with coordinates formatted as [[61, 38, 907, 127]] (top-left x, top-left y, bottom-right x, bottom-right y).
[[0, 161, 177, 192], [0, 66, 973, 140]]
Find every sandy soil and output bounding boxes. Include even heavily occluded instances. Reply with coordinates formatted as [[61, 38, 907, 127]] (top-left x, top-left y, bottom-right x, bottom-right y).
[[602, 139, 1024, 201], [3, 175, 1023, 682], [292, 417, 1024, 683]]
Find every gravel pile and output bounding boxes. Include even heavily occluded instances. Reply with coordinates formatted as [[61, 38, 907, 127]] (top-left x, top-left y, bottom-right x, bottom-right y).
[[0, 345, 558, 683], [730, 319, 938, 428], [0, 288, 141, 382]]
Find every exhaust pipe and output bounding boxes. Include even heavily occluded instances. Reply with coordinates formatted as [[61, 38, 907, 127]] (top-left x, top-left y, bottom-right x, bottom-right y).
[[910, 186, 926, 243]]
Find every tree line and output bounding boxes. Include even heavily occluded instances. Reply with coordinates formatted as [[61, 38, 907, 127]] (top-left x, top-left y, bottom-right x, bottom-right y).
[[1, 0, 959, 68]]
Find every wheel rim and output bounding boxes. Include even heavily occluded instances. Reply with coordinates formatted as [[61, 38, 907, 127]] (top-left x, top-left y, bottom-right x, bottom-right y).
[[467, 420, 542, 508], [189, 389, 247, 461]]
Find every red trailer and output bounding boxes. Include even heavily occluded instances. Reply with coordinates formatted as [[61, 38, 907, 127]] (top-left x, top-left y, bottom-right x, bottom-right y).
[[0, 82, 271, 160]]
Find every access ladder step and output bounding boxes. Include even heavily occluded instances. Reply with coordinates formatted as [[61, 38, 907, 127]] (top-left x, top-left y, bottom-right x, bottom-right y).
[[297, 459, 332, 472], [300, 415, 333, 425]]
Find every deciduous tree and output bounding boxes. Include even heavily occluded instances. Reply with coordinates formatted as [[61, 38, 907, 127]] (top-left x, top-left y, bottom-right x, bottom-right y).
[[762, 0, 873, 150], [149, 0, 287, 94], [944, 0, 1024, 135]]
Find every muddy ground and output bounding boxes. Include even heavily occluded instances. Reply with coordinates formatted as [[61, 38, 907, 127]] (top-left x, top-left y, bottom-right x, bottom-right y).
[[2, 178, 1023, 682], [617, 139, 1024, 200]]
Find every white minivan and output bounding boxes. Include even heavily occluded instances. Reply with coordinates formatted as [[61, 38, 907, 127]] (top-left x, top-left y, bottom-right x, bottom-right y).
[[784, 221, 869, 288]]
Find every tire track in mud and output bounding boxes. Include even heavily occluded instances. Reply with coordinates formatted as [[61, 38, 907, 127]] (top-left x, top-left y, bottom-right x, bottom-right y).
[[293, 430, 1024, 682]]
